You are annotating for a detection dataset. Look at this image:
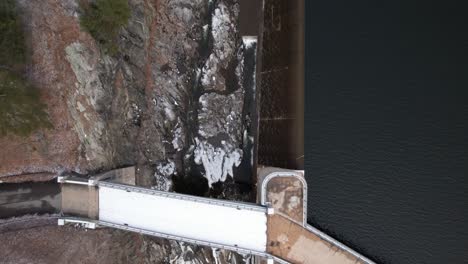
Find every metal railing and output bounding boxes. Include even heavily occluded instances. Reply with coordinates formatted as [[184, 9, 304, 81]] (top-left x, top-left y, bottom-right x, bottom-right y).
[[57, 217, 290, 264], [305, 224, 376, 264], [260, 170, 308, 225], [98, 181, 267, 213]]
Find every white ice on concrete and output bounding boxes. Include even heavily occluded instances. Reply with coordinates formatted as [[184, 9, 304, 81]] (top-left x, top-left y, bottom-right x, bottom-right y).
[[99, 186, 267, 252], [241, 36, 257, 95], [242, 36, 257, 49]]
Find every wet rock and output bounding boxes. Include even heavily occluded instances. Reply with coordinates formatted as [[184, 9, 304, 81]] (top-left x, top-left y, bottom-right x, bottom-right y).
[[198, 90, 244, 141]]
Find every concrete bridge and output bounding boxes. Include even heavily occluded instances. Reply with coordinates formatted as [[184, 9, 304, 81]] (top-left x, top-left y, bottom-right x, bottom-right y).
[[57, 167, 375, 264]]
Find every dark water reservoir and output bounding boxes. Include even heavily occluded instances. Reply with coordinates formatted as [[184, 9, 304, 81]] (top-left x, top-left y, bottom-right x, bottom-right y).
[[305, 1, 468, 263]]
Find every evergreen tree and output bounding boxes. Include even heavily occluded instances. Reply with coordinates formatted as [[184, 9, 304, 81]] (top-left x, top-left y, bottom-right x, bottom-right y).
[[0, 0, 25, 67]]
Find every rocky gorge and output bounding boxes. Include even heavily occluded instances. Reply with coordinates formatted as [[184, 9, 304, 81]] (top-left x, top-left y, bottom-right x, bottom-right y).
[[0, 0, 258, 262]]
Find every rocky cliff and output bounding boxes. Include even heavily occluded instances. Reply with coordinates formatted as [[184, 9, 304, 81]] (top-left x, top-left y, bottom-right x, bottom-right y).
[[0, 0, 257, 262], [0, 0, 255, 192]]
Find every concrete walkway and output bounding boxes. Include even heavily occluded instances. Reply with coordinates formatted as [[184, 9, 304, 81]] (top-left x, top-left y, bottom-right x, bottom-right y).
[[268, 215, 367, 264]]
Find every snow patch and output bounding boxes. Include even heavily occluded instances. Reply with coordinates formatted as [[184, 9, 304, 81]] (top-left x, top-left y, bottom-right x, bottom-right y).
[[200, 2, 239, 92], [157, 160, 175, 176], [211, 3, 235, 61], [99, 186, 268, 252], [153, 160, 175, 191]]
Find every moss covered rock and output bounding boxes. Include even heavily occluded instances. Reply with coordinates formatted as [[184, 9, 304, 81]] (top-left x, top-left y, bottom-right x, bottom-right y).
[[79, 0, 130, 55]]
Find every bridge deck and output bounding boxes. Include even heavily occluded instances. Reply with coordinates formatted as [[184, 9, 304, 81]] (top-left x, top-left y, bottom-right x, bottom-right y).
[[98, 182, 268, 253]]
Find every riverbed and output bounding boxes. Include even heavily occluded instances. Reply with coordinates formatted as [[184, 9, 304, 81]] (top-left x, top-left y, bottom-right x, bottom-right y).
[[0, 181, 60, 218]]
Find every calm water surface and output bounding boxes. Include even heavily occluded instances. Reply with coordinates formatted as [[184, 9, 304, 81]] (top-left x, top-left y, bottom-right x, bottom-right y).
[[305, 1, 468, 263]]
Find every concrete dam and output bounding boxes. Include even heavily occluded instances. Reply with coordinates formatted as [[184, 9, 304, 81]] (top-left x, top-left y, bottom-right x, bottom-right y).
[[56, 166, 374, 264]]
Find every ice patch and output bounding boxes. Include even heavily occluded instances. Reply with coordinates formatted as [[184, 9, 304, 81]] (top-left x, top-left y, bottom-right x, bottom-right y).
[[212, 248, 220, 264], [194, 138, 242, 187], [171, 118, 184, 151], [242, 36, 257, 49]]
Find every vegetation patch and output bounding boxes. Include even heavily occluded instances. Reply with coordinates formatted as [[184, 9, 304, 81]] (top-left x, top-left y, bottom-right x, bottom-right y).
[[0, 70, 52, 137], [0, 0, 26, 67], [79, 0, 130, 55], [0, 0, 52, 137]]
